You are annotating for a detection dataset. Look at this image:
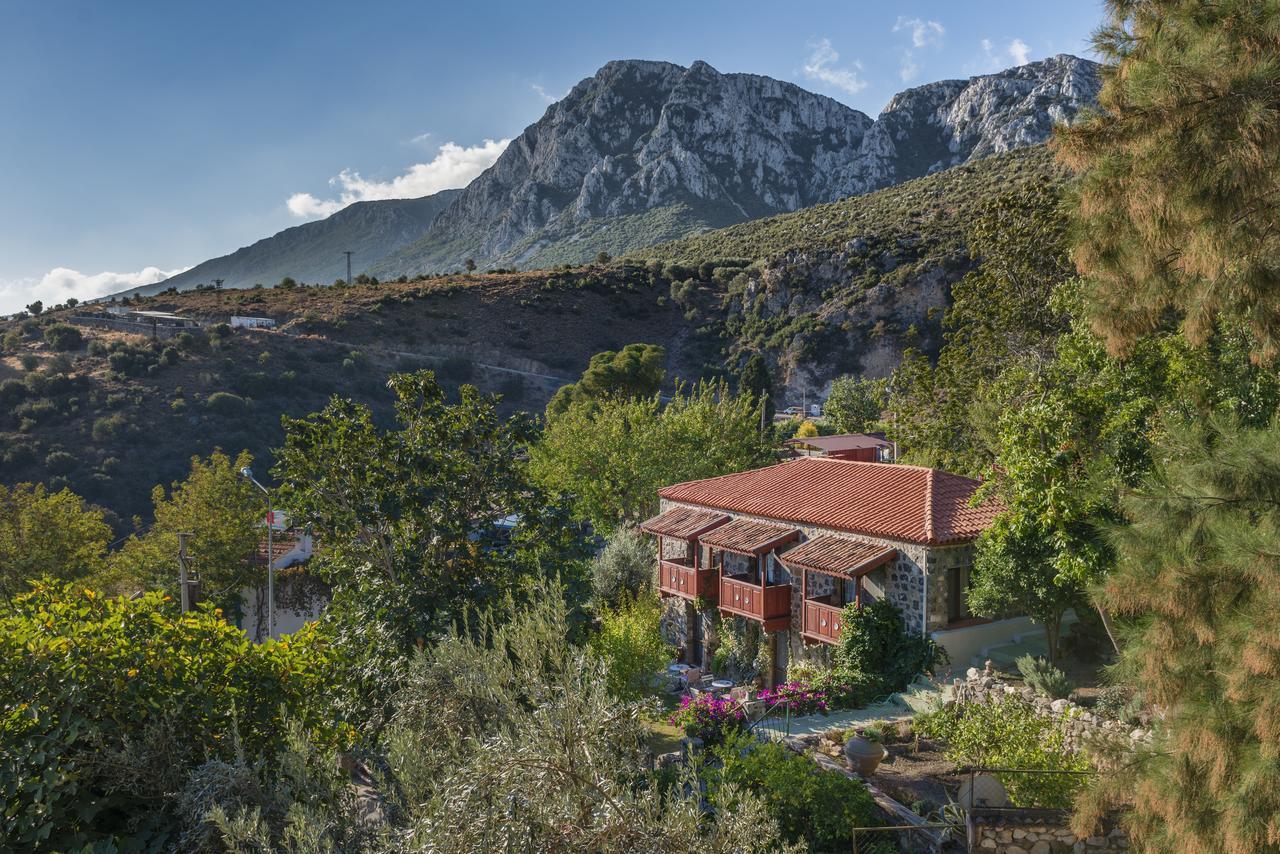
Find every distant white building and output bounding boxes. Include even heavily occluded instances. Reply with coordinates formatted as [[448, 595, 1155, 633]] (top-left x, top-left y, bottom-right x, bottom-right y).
[[230, 315, 276, 329]]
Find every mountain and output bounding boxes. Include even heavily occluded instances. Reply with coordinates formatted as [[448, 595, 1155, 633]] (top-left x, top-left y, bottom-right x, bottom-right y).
[[373, 54, 1099, 275], [3, 146, 1065, 526], [117, 189, 461, 298]]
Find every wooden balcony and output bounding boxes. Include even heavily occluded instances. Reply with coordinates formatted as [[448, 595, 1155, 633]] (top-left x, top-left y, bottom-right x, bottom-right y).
[[658, 558, 717, 601], [802, 599, 847, 645], [718, 575, 791, 631]]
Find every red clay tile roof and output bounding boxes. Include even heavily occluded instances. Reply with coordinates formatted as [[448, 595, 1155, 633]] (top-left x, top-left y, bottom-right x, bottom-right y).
[[778, 536, 896, 578], [639, 506, 729, 539], [698, 518, 800, 555], [659, 457, 1003, 546]]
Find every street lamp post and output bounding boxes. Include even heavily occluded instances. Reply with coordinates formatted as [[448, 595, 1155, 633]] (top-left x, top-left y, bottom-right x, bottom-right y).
[[240, 466, 274, 640]]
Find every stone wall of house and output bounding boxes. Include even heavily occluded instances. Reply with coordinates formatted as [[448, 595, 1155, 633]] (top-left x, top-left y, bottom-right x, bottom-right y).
[[659, 597, 690, 652], [952, 664, 1154, 753], [970, 815, 1128, 853], [658, 499, 975, 649]]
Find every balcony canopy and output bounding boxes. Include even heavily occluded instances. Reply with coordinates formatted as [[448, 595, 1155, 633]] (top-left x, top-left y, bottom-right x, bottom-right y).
[[639, 506, 728, 540], [778, 535, 896, 579], [700, 518, 799, 556]]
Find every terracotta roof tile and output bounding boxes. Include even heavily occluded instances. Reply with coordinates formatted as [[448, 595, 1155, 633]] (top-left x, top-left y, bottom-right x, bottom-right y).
[[698, 518, 799, 555], [639, 506, 729, 539], [659, 457, 1003, 545], [778, 536, 896, 578]]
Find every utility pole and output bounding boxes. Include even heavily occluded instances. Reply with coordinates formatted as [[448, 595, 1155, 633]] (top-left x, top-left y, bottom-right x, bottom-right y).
[[342, 251, 353, 285], [240, 466, 274, 640], [177, 532, 193, 613]]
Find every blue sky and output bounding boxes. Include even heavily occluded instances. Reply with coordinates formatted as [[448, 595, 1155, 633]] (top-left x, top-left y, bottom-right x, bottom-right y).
[[0, 0, 1104, 312]]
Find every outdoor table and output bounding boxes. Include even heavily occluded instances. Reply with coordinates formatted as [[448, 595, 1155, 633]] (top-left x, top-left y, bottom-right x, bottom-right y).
[[710, 679, 734, 694]]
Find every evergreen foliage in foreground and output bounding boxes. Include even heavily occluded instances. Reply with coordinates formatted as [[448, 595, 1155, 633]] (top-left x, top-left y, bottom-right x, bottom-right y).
[[1074, 417, 1280, 852]]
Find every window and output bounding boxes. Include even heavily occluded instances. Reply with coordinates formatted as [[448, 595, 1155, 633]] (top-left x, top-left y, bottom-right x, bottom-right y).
[[947, 565, 972, 623]]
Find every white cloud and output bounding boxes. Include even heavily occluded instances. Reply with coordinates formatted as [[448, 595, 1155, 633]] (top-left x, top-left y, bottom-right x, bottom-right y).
[[893, 18, 945, 83], [531, 83, 560, 104], [802, 38, 868, 95], [975, 37, 1034, 72], [1008, 38, 1031, 66], [286, 138, 510, 220], [0, 265, 190, 315], [894, 17, 944, 49]]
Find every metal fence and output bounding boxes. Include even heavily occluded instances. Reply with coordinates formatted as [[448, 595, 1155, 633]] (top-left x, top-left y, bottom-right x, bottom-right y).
[[746, 699, 792, 741]]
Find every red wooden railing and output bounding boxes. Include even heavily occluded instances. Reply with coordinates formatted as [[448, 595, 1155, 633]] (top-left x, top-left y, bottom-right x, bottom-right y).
[[802, 599, 846, 644], [718, 575, 790, 628], [658, 558, 717, 601]]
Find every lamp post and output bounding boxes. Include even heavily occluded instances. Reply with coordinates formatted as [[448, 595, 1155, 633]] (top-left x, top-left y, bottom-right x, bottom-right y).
[[240, 466, 274, 640]]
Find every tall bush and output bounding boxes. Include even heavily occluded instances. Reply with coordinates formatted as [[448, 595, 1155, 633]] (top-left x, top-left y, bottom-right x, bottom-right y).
[[591, 525, 653, 609], [0, 583, 347, 850], [590, 595, 669, 701]]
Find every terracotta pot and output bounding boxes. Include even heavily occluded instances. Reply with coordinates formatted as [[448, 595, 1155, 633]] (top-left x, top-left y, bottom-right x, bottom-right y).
[[843, 737, 887, 776]]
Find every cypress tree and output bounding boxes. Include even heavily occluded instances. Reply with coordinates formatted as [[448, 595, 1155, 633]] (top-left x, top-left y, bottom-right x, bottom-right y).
[[1056, 0, 1280, 361]]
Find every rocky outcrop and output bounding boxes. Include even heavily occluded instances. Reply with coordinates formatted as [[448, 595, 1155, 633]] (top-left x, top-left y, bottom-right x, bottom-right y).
[[375, 55, 1099, 275]]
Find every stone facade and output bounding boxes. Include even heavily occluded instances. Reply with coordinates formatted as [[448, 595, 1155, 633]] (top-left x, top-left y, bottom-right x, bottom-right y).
[[952, 665, 1154, 754], [657, 498, 977, 671]]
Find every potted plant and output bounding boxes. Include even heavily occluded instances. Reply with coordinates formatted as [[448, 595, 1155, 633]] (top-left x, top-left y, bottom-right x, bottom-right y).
[[843, 725, 887, 776]]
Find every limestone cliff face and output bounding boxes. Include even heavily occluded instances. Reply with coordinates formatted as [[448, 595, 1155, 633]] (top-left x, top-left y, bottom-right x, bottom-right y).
[[375, 55, 1098, 275]]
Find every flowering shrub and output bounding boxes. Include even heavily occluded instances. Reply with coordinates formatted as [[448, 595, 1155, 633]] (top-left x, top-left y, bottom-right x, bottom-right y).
[[756, 680, 829, 716], [669, 693, 746, 745]]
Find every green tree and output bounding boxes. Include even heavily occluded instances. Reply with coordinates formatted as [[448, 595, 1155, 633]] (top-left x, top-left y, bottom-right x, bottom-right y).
[[531, 381, 771, 533], [591, 525, 654, 610], [546, 343, 666, 417], [25, 300, 42, 316], [0, 483, 111, 604], [822, 375, 884, 434], [274, 370, 586, 653], [1057, 0, 1280, 362], [111, 451, 262, 610], [738, 353, 774, 424], [0, 582, 346, 850], [590, 594, 669, 701]]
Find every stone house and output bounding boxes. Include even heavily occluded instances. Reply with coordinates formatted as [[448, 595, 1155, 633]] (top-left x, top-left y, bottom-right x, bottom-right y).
[[641, 456, 1015, 685]]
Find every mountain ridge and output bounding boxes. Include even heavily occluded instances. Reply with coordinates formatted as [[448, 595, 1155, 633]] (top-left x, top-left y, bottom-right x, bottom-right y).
[[373, 54, 1098, 275], [118, 189, 461, 298]]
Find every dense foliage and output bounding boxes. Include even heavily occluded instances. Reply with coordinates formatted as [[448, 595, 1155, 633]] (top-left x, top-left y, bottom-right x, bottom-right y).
[[1073, 417, 1280, 852], [590, 525, 654, 609], [829, 600, 945, 704], [0, 584, 345, 850], [0, 483, 111, 602], [590, 594, 669, 702], [707, 733, 886, 852], [1057, 0, 1280, 361], [530, 380, 771, 533], [915, 696, 1090, 809], [109, 450, 263, 613], [546, 342, 666, 417]]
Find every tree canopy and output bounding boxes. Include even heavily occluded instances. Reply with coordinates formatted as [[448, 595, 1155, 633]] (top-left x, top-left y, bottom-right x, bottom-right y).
[[546, 342, 666, 417], [1056, 0, 1280, 361], [530, 380, 771, 534], [0, 483, 111, 604]]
